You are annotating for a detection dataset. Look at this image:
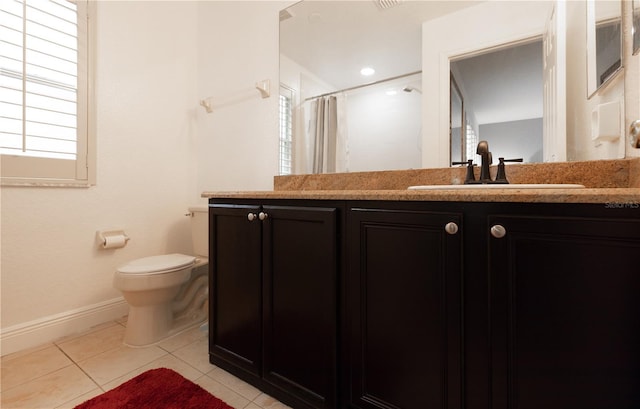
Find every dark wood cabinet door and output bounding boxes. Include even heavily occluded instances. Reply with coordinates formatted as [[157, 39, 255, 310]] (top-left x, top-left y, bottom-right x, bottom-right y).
[[347, 208, 463, 409], [488, 214, 640, 409], [262, 205, 338, 409], [209, 204, 262, 379]]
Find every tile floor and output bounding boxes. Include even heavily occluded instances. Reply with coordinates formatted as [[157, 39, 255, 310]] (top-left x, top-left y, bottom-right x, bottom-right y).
[[0, 318, 290, 409]]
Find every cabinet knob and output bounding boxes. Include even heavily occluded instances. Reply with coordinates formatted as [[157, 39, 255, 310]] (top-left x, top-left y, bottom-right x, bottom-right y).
[[445, 222, 459, 235], [259, 212, 268, 221], [490, 224, 507, 238], [247, 213, 257, 222]]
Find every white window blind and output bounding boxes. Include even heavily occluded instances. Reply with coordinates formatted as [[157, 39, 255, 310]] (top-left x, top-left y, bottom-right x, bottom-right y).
[[278, 86, 293, 176], [465, 120, 477, 162], [0, 0, 94, 186]]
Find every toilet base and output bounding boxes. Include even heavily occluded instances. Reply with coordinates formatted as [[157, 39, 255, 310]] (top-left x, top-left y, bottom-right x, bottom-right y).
[[119, 262, 209, 347], [123, 305, 208, 347]]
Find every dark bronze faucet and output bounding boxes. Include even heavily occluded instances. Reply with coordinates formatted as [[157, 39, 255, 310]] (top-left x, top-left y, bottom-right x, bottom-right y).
[[494, 157, 524, 183], [463, 141, 523, 184], [452, 159, 476, 184], [476, 140, 492, 183]]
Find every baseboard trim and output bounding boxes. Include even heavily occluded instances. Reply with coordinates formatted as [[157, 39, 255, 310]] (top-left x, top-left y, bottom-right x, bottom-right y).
[[1, 297, 129, 356]]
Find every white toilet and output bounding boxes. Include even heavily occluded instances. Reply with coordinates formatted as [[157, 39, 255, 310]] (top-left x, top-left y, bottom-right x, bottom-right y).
[[113, 206, 209, 347]]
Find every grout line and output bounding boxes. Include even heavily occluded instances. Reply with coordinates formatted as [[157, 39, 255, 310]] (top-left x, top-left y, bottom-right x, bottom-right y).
[[2, 318, 284, 409], [54, 337, 106, 392]]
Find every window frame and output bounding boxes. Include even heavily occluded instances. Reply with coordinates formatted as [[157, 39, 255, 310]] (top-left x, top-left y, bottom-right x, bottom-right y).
[[1, 0, 96, 187], [278, 84, 295, 176]]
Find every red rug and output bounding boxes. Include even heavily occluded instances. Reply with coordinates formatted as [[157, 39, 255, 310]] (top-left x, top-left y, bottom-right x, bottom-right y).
[[74, 368, 233, 409]]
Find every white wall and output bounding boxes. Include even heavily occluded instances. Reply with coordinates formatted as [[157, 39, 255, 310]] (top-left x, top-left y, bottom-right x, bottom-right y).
[[479, 118, 543, 163], [566, 0, 625, 161], [345, 80, 422, 172], [195, 1, 288, 193], [1, 0, 289, 356], [1, 1, 200, 354]]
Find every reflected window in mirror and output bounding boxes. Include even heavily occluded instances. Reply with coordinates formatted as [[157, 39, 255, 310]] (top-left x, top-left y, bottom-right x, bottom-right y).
[[587, 0, 622, 96], [279, 85, 294, 176], [450, 75, 464, 164], [465, 121, 478, 161]]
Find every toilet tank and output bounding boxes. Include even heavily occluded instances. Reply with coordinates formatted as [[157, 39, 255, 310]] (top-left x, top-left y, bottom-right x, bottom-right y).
[[189, 206, 208, 257]]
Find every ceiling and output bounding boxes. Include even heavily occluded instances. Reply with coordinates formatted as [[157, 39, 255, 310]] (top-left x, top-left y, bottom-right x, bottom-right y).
[[279, 0, 480, 90], [280, 0, 544, 125]]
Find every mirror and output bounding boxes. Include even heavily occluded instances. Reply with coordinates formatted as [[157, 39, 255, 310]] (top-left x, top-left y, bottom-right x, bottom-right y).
[[450, 40, 544, 164], [587, 0, 622, 96], [280, 0, 630, 174], [279, 0, 479, 174], [450, 76, 464, 164]]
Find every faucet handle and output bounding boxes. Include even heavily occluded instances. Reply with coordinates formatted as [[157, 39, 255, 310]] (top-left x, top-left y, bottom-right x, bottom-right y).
[[501, 158, 523, 164], [452, 159, 476, 184], [500, 158, 524, 164], [493, 157, 523, 184]]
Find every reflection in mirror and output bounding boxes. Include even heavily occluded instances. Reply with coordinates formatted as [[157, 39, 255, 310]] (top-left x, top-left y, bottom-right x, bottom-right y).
[[634, 0, 640, 54], [278, 84, 294, 175], [280, 0, 633, 173], [587, 0, 622, 96], [450, 40, 544, 163], [279, 0, 478, 174], [450, 76, 464, 164], [294, 73, 422, 174]]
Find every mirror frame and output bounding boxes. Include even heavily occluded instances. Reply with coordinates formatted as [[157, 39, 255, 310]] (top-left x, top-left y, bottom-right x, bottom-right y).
[[450, 75, 464, 164], [634, 0, 640, 55], [423, 1, 554, 168], [586, 0, 623, 98]]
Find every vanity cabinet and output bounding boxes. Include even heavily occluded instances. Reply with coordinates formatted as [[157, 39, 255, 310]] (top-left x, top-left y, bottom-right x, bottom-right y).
[[208, 200, 341, 409], [487, 213, 640, 409], [344, 201, 640, 409], [346, 206, 463, 409], [208, 204, 262, 378], [208, 197, 640, 409]]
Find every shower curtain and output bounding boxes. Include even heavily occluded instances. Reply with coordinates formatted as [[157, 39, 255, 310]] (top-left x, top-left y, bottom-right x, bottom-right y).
[[308, 95, 347, 174]]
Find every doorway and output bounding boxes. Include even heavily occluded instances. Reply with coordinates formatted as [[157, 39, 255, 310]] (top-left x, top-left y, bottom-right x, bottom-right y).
[[450, 39, 544, 164]]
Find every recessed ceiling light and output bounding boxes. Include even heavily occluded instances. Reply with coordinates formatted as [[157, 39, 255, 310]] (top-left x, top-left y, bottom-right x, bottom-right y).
[[360, 67, 375, 76], [386, 89, 398, 96]]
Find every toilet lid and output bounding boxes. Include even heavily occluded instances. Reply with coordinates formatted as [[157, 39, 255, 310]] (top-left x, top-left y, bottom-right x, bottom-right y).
[[117, 253, 196, 275]]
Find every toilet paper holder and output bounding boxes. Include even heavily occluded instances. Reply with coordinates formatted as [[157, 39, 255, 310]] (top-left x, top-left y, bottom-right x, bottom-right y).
[[96, 230, 130, 249]]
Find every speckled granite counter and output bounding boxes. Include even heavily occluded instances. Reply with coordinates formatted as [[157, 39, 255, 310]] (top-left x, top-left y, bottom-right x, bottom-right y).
[[274, 158, 640, 190], [202, 158, 640, 204], [202, 187, 640, 204]]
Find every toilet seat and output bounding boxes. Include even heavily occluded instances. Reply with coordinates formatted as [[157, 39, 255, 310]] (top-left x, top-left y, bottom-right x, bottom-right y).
[[117, 253, 196, 275]]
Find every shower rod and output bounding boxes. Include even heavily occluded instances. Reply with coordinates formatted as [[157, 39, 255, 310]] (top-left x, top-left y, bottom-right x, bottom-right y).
[[304, 70, 421, 101]]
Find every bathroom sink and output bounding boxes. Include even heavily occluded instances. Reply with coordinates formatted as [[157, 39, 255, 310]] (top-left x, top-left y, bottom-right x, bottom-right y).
[[407, 184, 586, 190]]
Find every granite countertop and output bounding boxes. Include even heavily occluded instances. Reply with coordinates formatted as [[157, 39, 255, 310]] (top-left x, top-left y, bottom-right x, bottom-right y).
[[202, 158, 640, 205], [202, 187, 640, 204]]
